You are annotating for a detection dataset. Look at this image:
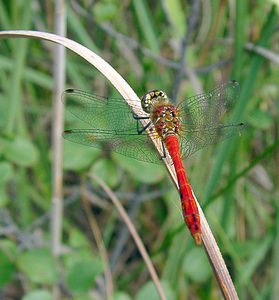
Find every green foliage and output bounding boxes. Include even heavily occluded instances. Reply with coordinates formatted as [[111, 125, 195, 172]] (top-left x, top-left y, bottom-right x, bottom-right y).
[[113, 154, 165, 184], [17, 248, 58, 284], [183, 247, 211, 283], [22, 290, 52, 300], [66, 258, 103, 293], [3, 136, 39, 167], [90, 158, 121, 187], [113, 292, 132, 300], [0, 1, 278, 299], [93, 1, 118, 22], [135, 281, 174, 300], [63, 140, 100, 171], [0, 239, 17, 287], [0, 162, 13, 185]]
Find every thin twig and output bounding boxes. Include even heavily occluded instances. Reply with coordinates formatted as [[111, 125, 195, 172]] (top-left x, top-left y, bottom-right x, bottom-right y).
[[51, 2, 66, 299], [81, 183, 114, 300], [51, 0, 66, 256], [90, 174, 166, 300], [109, 186, 146, 271]]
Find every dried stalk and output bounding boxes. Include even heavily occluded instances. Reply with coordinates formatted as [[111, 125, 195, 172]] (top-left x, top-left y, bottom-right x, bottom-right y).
[[81, 185, 114, 300], [51, 2, 66, 298], [51, 0, 66, 257], [89, 174, 166, 300], [0, 30, 239, 299]]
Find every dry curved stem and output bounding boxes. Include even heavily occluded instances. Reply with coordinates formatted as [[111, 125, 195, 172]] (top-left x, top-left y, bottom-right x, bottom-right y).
[[90, 174, 166, 300], [0, 30, 238, 299], [81, 182, 114, 300]]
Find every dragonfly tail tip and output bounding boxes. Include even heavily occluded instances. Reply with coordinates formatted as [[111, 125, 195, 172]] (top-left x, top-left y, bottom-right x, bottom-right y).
[[193, 233, 202, 246]]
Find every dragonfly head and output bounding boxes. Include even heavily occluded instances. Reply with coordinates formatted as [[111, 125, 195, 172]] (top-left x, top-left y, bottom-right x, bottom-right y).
[[141, 90, 168, 113]]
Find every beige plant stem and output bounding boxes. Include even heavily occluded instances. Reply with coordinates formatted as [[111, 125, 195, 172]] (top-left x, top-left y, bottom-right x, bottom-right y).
[[51, 3, 66, 298], [51, 0, 66, 257], [89, 174, 166, 300], [82, 188, 114, 300], [0, 30, 239, 299]]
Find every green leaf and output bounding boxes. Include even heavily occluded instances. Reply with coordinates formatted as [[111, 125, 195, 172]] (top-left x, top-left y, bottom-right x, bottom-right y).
[[0, 137, 8, 154], [93, 2, 118, 22], [135, 281, 174, 300], [90, 158, 120, 187], [72, 296, 96, 300], [17, 248, 58, 284], [66, 258, 104, 293], [113, 154, 165, 184], [163, 0, 186, 38], [239, 235, 273, 284], [4, 137, 39, 167], [63, 140, 100, 171], [183, 247, 211, 283], [0, 250, 16, 287], [113, 292, 132, 300], [247, 109, 273, 129], [22, 290, 52, 300], [0, 186, 9, 207], [68, 228, 90, 249], [0, 161, 13, 185]]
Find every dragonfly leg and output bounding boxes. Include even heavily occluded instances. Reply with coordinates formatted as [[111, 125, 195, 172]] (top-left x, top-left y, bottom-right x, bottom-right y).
[[137, 121, 152, 134], [133, 114, 151, 134], [133, 114, 150, 120]]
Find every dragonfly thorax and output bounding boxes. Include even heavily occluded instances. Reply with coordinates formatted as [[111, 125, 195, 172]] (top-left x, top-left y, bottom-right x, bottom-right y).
[[151, 103, 182, 139], [140, 90, 181, 138]]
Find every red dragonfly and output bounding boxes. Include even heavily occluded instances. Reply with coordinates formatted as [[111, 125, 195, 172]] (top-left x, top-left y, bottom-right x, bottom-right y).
[[63, 80, 244, 245]]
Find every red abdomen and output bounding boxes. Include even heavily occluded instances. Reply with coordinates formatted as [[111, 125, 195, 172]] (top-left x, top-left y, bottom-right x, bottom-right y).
[[164, 135, 202, 245]]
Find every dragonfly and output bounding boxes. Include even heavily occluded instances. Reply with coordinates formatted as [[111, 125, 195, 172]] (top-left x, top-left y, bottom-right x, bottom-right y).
[[63, 80, 244, 246]]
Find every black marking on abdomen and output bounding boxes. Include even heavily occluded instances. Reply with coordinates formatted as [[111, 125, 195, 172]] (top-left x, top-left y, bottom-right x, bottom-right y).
[[179, 189, 183, 199]]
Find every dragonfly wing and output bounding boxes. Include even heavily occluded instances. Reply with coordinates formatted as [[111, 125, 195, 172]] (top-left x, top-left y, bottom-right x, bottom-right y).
[[177, 80, 244, 158], [63, 129, 163, 164], [63, 89, 147, 132], [179, 123, 244, 158], [178, 80, 240, 128]]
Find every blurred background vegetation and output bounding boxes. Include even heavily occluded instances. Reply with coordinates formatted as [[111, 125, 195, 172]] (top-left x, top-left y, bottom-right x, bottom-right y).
[[0, 1, 278, 299]]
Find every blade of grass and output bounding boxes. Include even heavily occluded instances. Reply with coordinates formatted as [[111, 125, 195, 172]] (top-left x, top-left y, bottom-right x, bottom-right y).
[[0, 55, 53, 89], [67, 7, 98, 52], [6, 1, 32, 135], [205, 139, 279, 207], [239, 234, 273, 285], [272, 195, 279, 299], [231, 1, 246, 79], [162, 0, 186, 38], [132, 0, 160, 54], [203, 5, 277, 207]]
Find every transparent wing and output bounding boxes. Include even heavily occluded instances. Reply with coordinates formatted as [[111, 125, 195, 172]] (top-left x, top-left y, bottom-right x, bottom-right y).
[[177, 80, 244, 158], [178, 124, 244, 158], [63, 89, 147, 132], [63, 129, 162, 164]]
